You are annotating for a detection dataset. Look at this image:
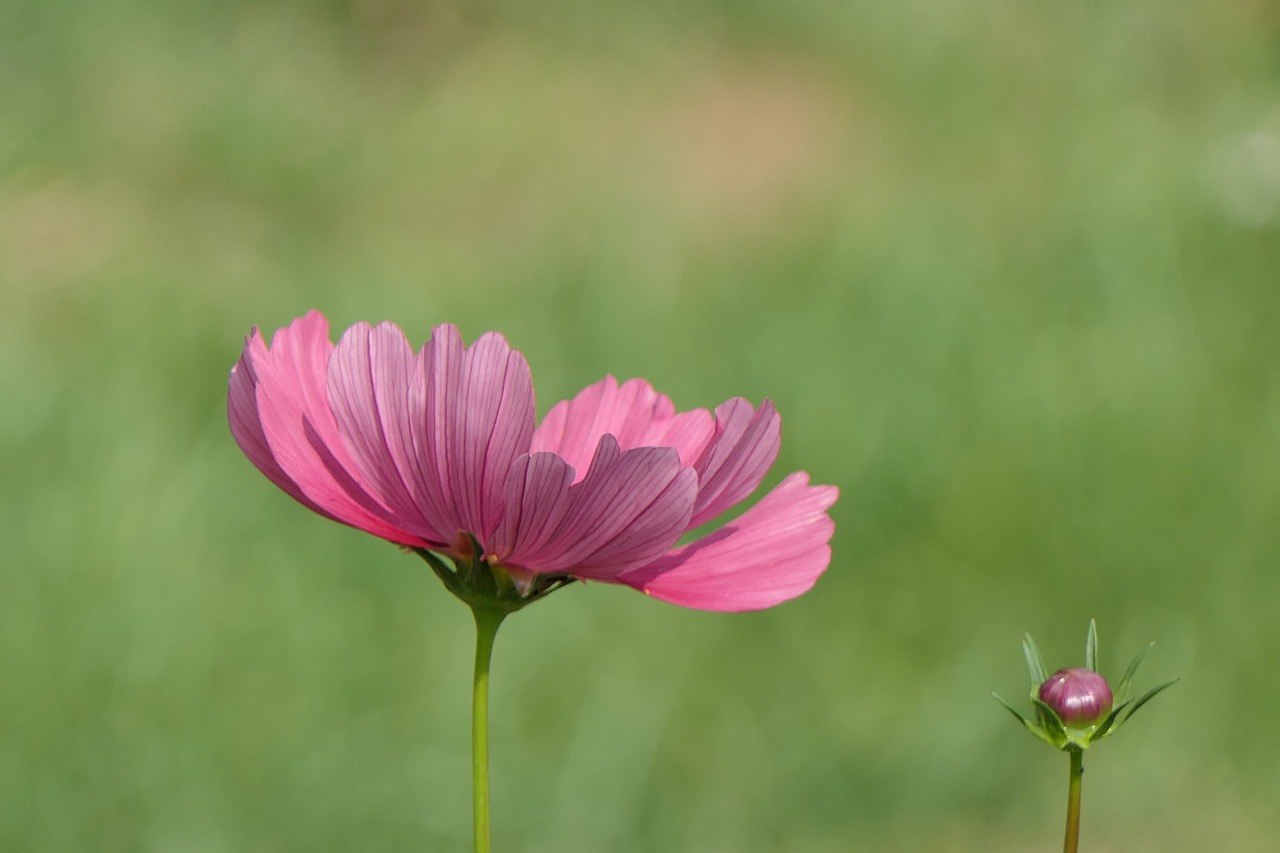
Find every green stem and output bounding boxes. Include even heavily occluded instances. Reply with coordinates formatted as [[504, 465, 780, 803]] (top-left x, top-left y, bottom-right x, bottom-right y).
[[1063, 748, 1083, 853], [471, 606, 505, 853]]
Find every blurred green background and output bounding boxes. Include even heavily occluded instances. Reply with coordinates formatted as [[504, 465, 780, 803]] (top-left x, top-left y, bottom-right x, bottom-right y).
[[3, 1, 1279, 850]]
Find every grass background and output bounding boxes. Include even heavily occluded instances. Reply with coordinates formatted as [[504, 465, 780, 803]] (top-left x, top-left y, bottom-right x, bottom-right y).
[[3, 1, 1279, 849]]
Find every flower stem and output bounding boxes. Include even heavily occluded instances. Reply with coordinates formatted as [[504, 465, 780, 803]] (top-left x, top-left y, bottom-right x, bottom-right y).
[[471, 606, 505, 853], [1063, 747, 1083, 853]]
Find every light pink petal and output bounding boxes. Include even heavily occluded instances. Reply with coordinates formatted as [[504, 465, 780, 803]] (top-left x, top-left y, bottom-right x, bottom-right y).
[[233, 312, 429, 547], [618, 472, 837, 612], [650, 408, 719, 468], [503, 435, 697, 577], [407, 326, 536, 548], [688, 398, 781, 528], [326, 322, 450, 542], [532, 376, 714, 482], [229, 331, 322, 512]]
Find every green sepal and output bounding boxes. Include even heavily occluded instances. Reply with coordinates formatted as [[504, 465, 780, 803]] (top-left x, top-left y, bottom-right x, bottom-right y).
[[1119, 677, 1179, 724], [418, 548, 466, 598], [1085, 618, 1099, 673], [412, 545, 576, 615], [1088, 696, 1133, 742], [1091, 678, 1177, 742], [464, 539, 497, 598], [1115, 641, 1154, 702], [993, 693, 1058, 746], [1031, 696, 1069, 749], [1023, 633, 1048, 688]]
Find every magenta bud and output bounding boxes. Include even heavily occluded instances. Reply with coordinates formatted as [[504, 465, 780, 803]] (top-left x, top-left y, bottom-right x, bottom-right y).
[[1038, 667, 1114, 727]]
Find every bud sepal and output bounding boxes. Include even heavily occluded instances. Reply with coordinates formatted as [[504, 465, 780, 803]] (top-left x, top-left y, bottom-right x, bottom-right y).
[[993, 619, 1177, 751]]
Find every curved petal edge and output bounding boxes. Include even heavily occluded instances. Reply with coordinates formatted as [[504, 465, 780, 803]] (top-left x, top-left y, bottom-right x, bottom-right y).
[[617, 472, 838, 612]]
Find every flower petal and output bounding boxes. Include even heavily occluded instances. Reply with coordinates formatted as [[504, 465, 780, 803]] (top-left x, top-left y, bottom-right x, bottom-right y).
[[326, 323, 537, 550], [618, 472, 837, 612], [531, 376, 714, 481], [410, 326, 536, 547], [326, 321, 451, 543], [229, 330, 314, 508], [232, 311, 428, 547], [490, 452, 576, 563], [688, 398, 781, 528], [503, 435, 697, 577]]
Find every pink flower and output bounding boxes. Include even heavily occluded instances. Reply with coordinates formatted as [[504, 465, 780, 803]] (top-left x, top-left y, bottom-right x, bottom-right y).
[[228, 311, 837, 612]]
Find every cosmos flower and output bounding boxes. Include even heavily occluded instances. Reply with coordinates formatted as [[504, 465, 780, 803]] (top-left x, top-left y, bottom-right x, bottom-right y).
[[228, 311, 836, 612]]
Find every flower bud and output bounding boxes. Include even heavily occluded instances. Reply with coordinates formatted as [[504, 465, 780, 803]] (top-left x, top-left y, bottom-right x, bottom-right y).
[[1038, 667, 1113, 727]]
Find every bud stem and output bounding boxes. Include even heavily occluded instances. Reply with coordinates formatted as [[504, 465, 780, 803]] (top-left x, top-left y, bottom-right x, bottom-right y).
[[1063, 747, 1083, 853]]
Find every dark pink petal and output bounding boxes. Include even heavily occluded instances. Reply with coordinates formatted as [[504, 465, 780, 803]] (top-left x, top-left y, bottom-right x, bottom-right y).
[[1039, 668, 1114, 726], [688, 398, 781, 528], [531, 376, 714, 481], [409, 326, 536, 548], [502, 435, 697, 577], [618, 472, 837, 612], [234, 312, 429, 547], [490, 452, 576, 563], [325, 323, 537, 550], [326, 322, 451, 542]]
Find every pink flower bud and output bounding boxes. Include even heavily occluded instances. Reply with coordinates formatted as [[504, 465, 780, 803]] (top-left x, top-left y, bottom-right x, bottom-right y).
[[1038, 667, 1114, 727]]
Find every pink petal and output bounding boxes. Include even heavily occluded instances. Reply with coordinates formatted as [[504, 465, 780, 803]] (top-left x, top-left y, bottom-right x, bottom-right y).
[[490, 452, 576, 562], [531, 376, 714, 482], [233, 312, 429, 547], [618, 472, 837, 612], [326, 322, 452, 543], [501, 435, 697, 578], [688, 398, 781, 528], [409, 326, 536, 547], [229, 332, 313, 507], [325, 323, 537, 550]]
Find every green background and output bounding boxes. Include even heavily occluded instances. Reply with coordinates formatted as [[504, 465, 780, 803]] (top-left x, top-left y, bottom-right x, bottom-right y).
[[4, 1, 1278, 849]]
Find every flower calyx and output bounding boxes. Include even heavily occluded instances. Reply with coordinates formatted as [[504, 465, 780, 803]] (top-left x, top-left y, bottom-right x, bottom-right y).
[[413, 538, 575, 615]]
